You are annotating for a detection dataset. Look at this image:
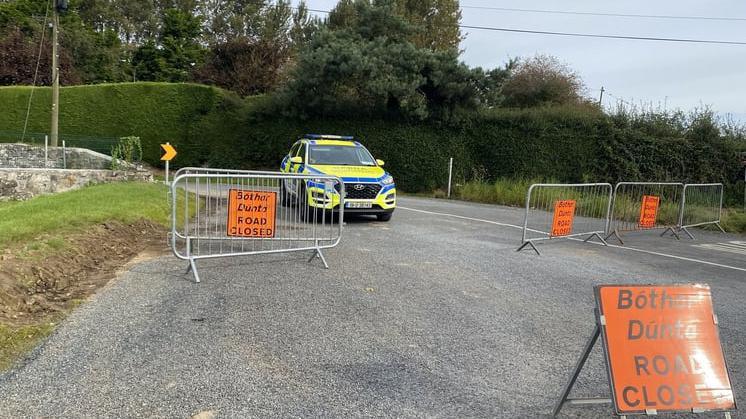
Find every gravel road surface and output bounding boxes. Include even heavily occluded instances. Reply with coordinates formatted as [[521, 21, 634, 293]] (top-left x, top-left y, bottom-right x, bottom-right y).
[[0, 196, 743, 418]]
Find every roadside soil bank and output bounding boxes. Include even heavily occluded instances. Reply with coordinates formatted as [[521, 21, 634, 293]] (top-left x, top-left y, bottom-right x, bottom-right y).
[[0, 219, 168, 368]]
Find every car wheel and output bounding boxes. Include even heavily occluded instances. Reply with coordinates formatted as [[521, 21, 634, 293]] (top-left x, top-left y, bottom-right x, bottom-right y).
[[377, 213, 392, 222]]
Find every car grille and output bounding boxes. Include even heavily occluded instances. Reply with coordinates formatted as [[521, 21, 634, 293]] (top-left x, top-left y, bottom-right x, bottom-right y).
[[342, 183, 381, 200]]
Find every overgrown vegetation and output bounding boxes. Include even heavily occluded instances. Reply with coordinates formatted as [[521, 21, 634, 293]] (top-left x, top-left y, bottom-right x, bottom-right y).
[[0, 322, 57, 371], [454, 179, 746, 233], [110, 136, 142, 169]]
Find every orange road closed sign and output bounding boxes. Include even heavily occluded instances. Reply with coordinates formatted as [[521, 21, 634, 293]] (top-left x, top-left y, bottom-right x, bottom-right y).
[[226, 189, 276, 238], [596, 284, 736, 415], [639, 195, 660, 229], [551, 200, 576, 237]]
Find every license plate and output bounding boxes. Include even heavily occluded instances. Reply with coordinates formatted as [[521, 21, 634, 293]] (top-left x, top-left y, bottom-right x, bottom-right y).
[[346, 202, 373, 209]]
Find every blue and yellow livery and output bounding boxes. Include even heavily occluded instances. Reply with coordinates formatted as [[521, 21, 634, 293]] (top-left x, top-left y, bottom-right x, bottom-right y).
[[280, 134, 396, 221]]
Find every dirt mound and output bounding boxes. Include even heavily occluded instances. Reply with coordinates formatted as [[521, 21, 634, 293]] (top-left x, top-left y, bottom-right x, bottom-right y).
[[0, 220, 168, 325]]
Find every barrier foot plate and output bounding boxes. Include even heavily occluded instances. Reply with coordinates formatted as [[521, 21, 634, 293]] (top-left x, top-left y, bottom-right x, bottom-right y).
[[516, 241, 540, 256], [186, 258, 201, 283], [308, 248, 329, 269], [604, 230, 624, 246]]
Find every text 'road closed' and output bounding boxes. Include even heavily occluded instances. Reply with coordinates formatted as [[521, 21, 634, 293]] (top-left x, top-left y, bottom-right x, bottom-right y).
[[638, 195, 660, 229], [227, 189, 277, 238], [596, 284, 735, 415], [551, 200, 576, 237]]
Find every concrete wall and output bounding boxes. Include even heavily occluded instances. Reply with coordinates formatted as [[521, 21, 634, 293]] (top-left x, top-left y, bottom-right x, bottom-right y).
[[0, 168, 153, 201], [0, 143, 133, 170]]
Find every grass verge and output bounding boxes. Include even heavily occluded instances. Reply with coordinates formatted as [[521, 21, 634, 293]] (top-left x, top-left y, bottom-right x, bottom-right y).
[[0, 182, 182, 248]]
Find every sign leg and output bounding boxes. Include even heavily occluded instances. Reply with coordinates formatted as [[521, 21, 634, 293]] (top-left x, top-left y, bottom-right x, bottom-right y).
[[553, 324, 600, 417]]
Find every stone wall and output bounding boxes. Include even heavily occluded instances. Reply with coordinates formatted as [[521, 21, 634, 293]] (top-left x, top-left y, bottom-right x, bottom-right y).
[[0, 143, 133, 170], [0, 168, 153, 201]]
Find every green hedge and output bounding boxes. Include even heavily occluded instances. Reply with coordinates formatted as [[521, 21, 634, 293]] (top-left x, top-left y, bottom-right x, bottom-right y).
[[0, 83, 742, 199], [0, 83, 247, 166]]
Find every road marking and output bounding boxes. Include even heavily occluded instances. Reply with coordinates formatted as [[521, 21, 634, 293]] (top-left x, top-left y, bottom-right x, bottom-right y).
[[398, 205, 746, 273], [398, 206, 523, 230], [693, 241, 746, 256]]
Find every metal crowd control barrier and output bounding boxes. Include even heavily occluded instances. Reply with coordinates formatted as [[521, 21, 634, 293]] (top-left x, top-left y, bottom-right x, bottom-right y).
[[517, 183, 613, 255], [170, 170, 344, 283], [605, 182, 683, 244], [679, 183, 726, 239]]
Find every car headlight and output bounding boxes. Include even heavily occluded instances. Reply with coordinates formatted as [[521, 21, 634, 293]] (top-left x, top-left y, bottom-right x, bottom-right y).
[[382, 175, 394, 185]]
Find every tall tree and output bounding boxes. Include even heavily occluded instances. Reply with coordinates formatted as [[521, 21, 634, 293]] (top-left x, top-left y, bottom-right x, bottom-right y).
[[393, 0, 462, 51], [501, 54, 586, 108], [194, 1, 317, 95], [328, 0, 461, 51], [132, 7, 205, 82], [276, 1, 481, 121]]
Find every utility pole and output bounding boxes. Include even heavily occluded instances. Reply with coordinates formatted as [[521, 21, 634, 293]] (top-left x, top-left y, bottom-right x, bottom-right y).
[[50, 3, 59, 147], [598, 86, 605, 107]]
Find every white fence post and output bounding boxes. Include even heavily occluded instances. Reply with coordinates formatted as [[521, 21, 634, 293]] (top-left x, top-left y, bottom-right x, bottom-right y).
[[447, 157, 453, 198]]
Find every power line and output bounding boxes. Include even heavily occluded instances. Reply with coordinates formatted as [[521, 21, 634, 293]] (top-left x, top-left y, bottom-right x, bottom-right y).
[[22, 0, 52, 142], [459, 25, 746, 46], [301, 7, 746, 46], [458, 5, 746, 22]]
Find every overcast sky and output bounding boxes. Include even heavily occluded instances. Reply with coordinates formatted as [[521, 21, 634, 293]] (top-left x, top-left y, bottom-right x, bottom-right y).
[[297, 0, 746, 123]]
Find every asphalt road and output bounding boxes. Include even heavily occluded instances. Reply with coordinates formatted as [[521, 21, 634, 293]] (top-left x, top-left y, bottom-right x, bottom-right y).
[[0, 196, 743, 418]]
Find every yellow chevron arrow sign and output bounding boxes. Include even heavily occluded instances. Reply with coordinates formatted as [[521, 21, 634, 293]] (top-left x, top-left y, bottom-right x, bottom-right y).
[[160, 143, 177, 161]]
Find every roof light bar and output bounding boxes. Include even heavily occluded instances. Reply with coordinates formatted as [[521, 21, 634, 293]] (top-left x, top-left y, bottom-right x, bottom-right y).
[[304, 134, 355, 140]]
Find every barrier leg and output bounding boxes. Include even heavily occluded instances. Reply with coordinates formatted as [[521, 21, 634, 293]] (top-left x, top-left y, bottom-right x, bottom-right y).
[[680, 226, 696, 240], [516, 240, 540, 256], [660, 226, 680, 240], [583, 232, 608, 246], [716, 223, 726, 234], [604, 229, 624, 245], [186, 258, 201, 283], [308, 247, 329, 269]]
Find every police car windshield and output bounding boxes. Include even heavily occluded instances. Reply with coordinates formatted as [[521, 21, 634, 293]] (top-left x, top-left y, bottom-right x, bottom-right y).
[[308, 145, 376, 166]]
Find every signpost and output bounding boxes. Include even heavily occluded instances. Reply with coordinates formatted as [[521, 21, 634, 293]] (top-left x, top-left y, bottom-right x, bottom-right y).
[[551, 200, 576, 237], [554, 284, 736, 418], [226, 189, 277, 238], [160, 142, 177, 184]]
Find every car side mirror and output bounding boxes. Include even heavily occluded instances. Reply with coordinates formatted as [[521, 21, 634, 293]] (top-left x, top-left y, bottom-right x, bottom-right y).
[[290, 156, 303, 164], [376, 159, 385, 166]]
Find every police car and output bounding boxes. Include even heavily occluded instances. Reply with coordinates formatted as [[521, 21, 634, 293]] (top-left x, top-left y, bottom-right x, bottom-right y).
[[280, 134, 396, 221]]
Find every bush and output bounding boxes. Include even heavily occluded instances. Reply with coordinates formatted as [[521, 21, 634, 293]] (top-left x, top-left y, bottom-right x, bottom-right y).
[[0, 82, 741, 195], [110, 136, 142, 169]]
